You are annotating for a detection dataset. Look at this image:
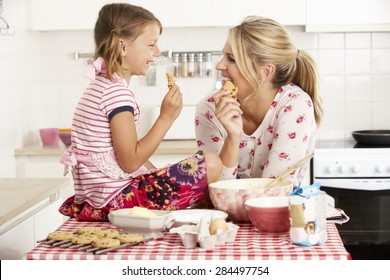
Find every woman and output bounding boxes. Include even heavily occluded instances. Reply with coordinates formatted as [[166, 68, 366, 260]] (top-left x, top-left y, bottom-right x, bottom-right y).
[[195, 16, 323, 187]]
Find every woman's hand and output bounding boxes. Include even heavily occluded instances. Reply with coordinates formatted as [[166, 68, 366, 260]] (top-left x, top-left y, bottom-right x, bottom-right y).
[[160, 84, 183, 123], [213, 90, 243, 138]]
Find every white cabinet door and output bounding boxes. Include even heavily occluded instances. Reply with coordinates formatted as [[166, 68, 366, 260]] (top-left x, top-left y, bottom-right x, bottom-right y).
[[306, 0, 390, 32], [129, 0, 213, 27], [28, 0, 107, 31], [28, 0, 213, 30], [0, 216, 35, 260], [212, 0, 306, 26]]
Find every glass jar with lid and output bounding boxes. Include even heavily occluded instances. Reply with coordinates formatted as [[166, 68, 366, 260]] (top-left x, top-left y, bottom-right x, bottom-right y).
[[180, 53, 188, 78], [188, 53, 195, 77]]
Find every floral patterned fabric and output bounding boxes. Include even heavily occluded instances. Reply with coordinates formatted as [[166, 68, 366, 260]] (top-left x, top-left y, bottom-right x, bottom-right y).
[[59, 151, 208, 221], [195, 84, 316, 186]]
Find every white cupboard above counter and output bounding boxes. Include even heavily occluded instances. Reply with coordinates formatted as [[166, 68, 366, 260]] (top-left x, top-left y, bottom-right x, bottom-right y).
[[27, 0, 304, 30], [27, 0, 390, 32], [306, 0, 390, 32]]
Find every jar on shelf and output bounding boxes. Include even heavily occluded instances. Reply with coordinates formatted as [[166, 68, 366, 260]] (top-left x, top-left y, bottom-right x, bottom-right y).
[[196, 53, 204, 77], [204, 52, 213, 77], [180, 53, 188, 78], [172, 53, 180, 78], [188, 53, 195, 77]]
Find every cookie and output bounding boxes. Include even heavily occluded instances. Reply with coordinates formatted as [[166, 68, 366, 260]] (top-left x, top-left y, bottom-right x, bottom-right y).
[[76, 227, 102, 236], [117, 233, 144, 244], [96, 229, 120, 238], [71, 234, 98, 245], [92, 237, 120, 248], [222, 80, 238, 99], [47, 231, 74, 241], [166, 72, 175, 89]]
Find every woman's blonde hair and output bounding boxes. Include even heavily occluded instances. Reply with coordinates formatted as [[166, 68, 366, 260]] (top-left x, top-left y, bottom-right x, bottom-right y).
[[228, 16, 323, 125], [94, 3, 162, 80]]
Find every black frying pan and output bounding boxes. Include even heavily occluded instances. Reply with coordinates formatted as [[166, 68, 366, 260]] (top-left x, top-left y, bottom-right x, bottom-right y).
[[352, 130, 390, 145]]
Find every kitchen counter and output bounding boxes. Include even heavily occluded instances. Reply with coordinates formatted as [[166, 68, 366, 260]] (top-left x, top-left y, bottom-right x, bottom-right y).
[[14, 140, 198, 156], [0, 178, 71, 227]]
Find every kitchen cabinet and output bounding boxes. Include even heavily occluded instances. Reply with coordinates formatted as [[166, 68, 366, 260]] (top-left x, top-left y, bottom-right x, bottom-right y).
[[129, 0, 213, 27], [306, 0, 390, 32], [0, 178, 70, 259], [212, 0, 306, 26], [27, 0, 107, 31], [27, 0, 213, 30], [28, 0, 304, 31]]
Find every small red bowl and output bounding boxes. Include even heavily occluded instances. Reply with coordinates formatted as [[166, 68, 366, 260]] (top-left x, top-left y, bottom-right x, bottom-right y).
[[244, 196, 290, 234]]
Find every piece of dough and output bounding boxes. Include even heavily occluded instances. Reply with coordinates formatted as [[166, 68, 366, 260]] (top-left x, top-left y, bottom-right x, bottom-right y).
[[166, 72, 175, 89], [222, 80, 238, 99]]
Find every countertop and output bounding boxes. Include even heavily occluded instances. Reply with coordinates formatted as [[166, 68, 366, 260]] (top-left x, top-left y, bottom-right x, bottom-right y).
[[14, 140, 198, 156], [0, 178, 71, 227], [25, 219, 351, 260]]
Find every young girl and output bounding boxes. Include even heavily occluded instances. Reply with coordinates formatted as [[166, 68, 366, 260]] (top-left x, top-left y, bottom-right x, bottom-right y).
[[195, 16, 323, 187], [59, 3, 222, 221]]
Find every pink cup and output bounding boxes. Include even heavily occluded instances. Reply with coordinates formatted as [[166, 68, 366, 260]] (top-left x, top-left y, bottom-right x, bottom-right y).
[[244, 196, 290, 234], [39, 128, 59, 146]]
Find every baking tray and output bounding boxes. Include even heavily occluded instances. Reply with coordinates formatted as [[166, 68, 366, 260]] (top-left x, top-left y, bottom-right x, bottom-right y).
[[352, 130, 390, 146]]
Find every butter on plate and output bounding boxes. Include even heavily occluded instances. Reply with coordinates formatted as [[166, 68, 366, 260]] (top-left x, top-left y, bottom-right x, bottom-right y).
[[128, 207, 157, 217]]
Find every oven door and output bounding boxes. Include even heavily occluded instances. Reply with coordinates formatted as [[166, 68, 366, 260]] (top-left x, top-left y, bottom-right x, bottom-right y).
[[318, 178, 390, 259]]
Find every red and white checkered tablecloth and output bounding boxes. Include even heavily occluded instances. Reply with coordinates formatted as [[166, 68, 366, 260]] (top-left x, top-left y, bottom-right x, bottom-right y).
[[25, 219, 351, 260]]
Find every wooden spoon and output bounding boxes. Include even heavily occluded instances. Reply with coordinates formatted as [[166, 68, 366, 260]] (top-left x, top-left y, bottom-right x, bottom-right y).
[[264, 153, 313, 189]]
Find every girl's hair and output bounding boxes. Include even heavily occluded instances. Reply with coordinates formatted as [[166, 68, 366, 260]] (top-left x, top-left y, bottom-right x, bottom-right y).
[[228, 16, 323, 125], [94, 3, 162, 80]]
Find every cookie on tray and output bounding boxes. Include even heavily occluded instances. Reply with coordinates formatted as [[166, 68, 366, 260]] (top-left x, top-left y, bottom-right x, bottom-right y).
[[117, 233, 144, 244], [47, 231, 75, 241], [71, 234, 98, 245], [76, 227, 102, 236], [97, 229, 120, 238], [92, 237, 120, 248]]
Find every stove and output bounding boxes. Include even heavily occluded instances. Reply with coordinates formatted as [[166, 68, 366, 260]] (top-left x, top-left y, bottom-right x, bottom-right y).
[[312, 140, 390, 260]]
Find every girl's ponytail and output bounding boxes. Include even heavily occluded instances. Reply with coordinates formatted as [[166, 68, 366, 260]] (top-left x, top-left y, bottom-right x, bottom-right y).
[[293, 50, 323, 126]]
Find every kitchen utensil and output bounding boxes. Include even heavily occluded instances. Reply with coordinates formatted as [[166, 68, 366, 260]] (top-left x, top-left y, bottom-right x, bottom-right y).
[[39, 128, 59, 146], [264, 153, 313, 189], [352, 130, 390, 145], [244, 196, 290, 234], [208, 178, 293, 222], [58, 128, 71, 147]]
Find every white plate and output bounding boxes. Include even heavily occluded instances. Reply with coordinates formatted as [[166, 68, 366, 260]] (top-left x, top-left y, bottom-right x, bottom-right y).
[[171, 209, 228, 227]]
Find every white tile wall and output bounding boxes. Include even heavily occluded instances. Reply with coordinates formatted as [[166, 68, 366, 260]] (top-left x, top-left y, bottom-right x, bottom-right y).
[[1, 1, 390, 177]]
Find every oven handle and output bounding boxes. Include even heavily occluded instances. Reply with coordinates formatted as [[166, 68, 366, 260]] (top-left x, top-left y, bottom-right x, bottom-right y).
[[314, 178, 390, 191]]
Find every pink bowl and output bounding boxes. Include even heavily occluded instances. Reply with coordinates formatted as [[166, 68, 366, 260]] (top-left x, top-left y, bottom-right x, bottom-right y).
[[208, 178, 293, 222], [39, 128, 59, 146], [244, 197, 290, 234]]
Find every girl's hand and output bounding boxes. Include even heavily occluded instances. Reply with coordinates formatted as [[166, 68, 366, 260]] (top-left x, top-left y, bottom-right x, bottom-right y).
[[213, 90, 243, 138], [160, 84, 183, 123]]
